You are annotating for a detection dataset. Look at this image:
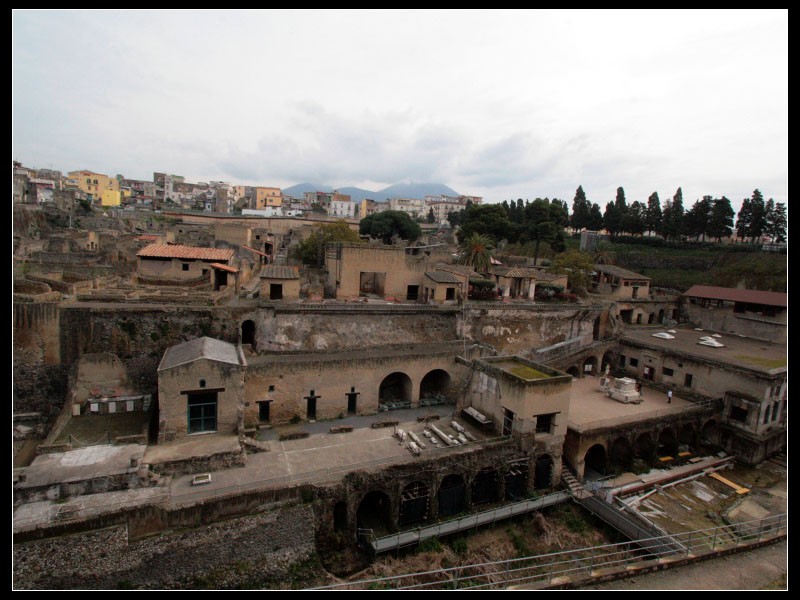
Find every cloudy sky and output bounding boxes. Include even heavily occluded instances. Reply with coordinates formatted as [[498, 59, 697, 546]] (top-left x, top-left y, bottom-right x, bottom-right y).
[[12, 9, 787, 211]]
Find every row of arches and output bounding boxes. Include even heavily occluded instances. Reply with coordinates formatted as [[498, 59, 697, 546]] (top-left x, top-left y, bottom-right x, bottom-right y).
[[582, 420, 718, 478], [563, 351, 617, 379], [340, 456, 556, 535], [379, 370, 451, 405]]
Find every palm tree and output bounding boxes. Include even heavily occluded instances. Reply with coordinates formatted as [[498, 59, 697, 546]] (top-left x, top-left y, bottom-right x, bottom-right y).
[[459, 233, 495, 274]]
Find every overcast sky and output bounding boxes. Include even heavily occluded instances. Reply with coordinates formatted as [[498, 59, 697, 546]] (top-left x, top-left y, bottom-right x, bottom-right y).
[[12, 9, 787, 211]]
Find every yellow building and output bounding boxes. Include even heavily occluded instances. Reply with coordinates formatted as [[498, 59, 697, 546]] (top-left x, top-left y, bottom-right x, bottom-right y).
[[101, 189, 122, 207], [255, 187, 282, 209], [67, 170, 119, 202]]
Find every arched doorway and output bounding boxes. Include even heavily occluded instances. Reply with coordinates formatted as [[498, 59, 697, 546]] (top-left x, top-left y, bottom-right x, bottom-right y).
[[357, 491, 392, 536], [567, 366, 580, 378], [379, 372, 412, 407], [438, 474, 467, 517], [658, 309, 665, 324], [593, 315, 601, 340], [241, 320, 256, 347], [399, 481, 430, 526], [583, 356, 598, 376], [584, 444, 607, 479], [534, 454, 554, 490], [701, 420, 720, 449], [505, 461, 528, 500], [419, 369, 451, 404], [333, 501, 348, 532], [634, 432, 655, 461], [657, 428, 679, 458], [609, 437, 633, 472], [678, 424, 696, 448], [471, 468, 499, 505]]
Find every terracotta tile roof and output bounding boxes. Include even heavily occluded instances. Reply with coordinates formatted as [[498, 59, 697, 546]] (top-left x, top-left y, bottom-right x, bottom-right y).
[[260, 265, 300, 279], [593, 264, 650, 280], [425, 271, 462, 284], [683, 285, 787, 307], [209, 262, 239, 273], [136, 243, 234, 261]]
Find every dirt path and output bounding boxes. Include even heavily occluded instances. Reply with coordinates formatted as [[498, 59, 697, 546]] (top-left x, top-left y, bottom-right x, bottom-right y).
[[585, 540, 787, 590]]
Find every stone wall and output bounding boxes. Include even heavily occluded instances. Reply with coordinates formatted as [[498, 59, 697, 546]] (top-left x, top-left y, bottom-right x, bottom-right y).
[[683, 302, 786, 344], [458, 306, 603, 354], [257, 307, 457, 352], [13, 501, 315, 590], [244, 344, 470, 425]]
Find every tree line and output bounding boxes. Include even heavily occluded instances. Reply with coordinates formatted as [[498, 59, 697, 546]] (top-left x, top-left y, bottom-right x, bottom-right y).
[[449, 186, 786, 248]]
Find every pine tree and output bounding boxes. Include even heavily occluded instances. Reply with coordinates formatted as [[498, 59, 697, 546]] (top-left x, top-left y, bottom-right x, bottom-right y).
[[645, 192, 662, 236], [570, 185, 591, 233], [747, 189, 767, 243], [735, 197, 752, 242], [765, 199, 787, 242], [707, 197, 735, 242]]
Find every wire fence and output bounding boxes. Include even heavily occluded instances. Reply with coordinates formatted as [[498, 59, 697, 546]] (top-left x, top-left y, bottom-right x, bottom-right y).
[[310, 513, 787, 590]]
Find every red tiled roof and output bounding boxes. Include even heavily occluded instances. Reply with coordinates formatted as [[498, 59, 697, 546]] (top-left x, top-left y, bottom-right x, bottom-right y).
[[209, 262, 239, 273], [682, 285, 787, 307], [136, 243, 234, 261]]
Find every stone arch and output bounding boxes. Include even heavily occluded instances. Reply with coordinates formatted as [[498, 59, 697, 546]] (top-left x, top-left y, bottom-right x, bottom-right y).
[[357, 490, 393, 536], [379, 372, 412, 406], [437, 474, 467, 517], [241, 319, 256, 347], [609, 437, 634, 472], [566, 366, 580, 378], [634, 432, 655, 461], [471, 467, 500, 505], [657, 428, 679, 457], [658, 308, 665, 324], [678, 424, 696, 447], [333, 501, 348, 532], [534, 454, 554, 490], [419, 369, 451, 403], [399, 481, 430, 526], [505, 461, 529, 500], [583, 356, 598, 376], [584, 444, 607, 478], [701, 419, 720, 447]]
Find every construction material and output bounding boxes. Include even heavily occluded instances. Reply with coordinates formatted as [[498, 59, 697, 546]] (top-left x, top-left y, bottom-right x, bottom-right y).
[[709, 472, 750, 494]]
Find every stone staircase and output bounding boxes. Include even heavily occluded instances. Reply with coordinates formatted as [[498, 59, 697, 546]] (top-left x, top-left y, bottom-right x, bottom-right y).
[[240, 437, 271, 454], [561, 469, 593, 500]]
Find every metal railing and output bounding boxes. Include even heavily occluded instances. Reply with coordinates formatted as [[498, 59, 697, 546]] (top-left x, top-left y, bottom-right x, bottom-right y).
[[309, 513, 786, 590], [369, 491, 571, 553]]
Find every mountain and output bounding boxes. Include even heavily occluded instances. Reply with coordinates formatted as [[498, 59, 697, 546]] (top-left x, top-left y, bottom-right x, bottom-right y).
[[374, 182, 459, 201], [281, 182, 332, 199], [336, 187, 380, 203], [282, 181, 460, 203]]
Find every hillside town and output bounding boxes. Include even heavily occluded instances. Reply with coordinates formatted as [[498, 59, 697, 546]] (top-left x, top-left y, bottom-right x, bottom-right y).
[[12, 159, 786, 590]]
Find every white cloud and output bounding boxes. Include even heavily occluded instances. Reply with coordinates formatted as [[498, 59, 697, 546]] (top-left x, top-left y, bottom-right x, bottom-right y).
[[12, 9, 787, 209]]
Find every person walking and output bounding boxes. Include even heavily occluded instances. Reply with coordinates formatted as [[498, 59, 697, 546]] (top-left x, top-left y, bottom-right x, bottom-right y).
[[667, 389, 673, 404]]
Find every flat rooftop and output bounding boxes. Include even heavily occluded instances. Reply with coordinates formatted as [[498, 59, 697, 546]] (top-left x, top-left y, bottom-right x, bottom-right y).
[[567, 376, 698, 432], [161, 405, 502, 506], [620, 327, 786, 373], [18, 444, 146, 489]]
